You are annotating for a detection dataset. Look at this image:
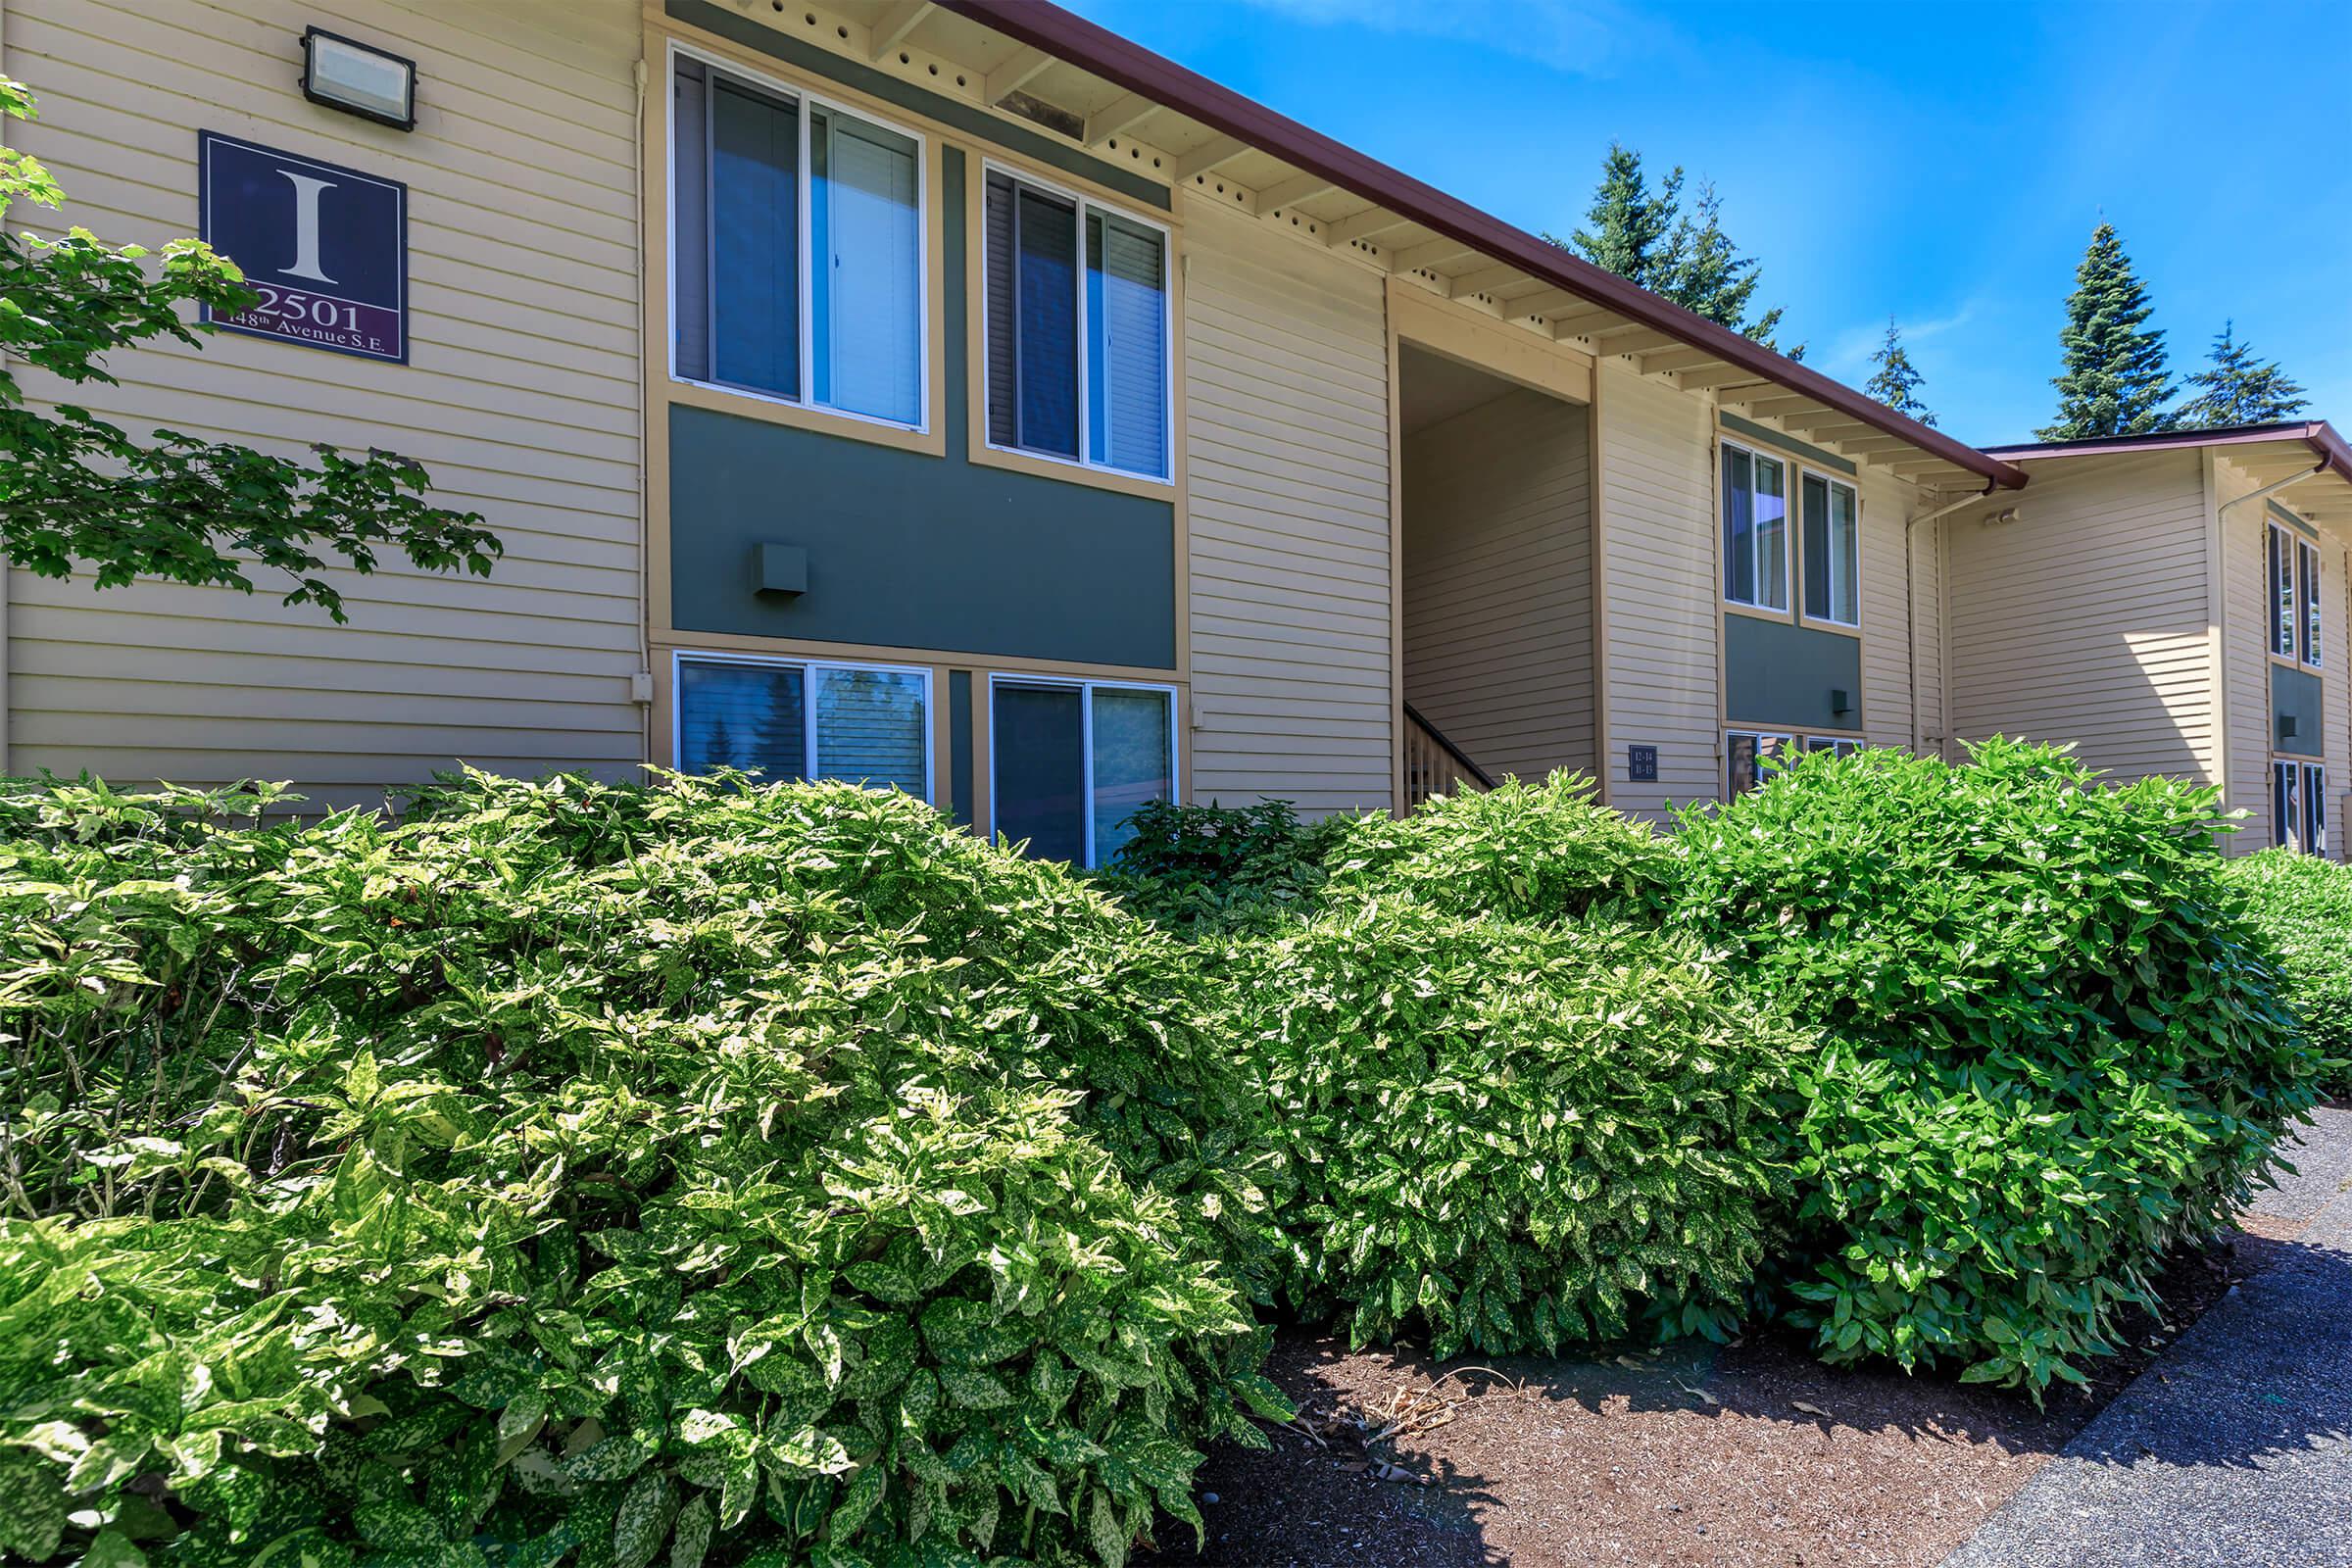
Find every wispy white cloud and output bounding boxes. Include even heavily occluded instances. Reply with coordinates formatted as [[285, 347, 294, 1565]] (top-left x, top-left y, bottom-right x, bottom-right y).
[[1232, 0, 1673, 77], [1823, 303, 1978, 379]]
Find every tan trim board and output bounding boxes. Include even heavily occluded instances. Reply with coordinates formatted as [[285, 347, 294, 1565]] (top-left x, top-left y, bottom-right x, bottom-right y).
[[1388, 278, 1593, 407]]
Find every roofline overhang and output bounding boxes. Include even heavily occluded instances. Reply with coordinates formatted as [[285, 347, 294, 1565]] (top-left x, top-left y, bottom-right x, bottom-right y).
[[936, 0, 2027, 491], [1984, 420, 2352, 491]]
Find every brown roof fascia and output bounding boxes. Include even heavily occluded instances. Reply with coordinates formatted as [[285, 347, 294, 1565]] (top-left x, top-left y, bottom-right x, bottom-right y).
[[938, 0, 2027, 490], [1986, 421, 2352, 488]]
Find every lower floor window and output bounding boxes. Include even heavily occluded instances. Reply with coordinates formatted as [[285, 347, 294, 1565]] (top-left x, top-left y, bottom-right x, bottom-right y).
[[2275, 759, 2328, 857], [675, 654, 930, 798], [1726, 731, 1794, 797], [992, 677, 1176, 866], [1804, 736, 1861, 758]]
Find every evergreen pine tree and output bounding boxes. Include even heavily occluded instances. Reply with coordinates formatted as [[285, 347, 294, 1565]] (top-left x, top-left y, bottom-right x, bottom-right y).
[[2037, 221, 2175, 439], [1865, 317, 1936, 426], [2174, 320, 2308, 429], [1558, 142, 1681, 291], [1653, 179, 1797, 354]]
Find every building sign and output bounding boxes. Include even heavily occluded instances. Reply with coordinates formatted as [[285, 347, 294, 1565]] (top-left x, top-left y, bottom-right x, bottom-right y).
[[198, 131, 407, 363], [1627, 744, 1658, 782]]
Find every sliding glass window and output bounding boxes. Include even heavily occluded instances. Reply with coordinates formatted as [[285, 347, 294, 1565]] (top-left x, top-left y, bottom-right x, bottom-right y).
[[2269, 522, 2297, 659], [2299, 536, 2323, 668], [671, 51, 924, 426], [674, 654, 930, 799], [1801, 472, 1860, 626], [2275, 760, 2327, 857], [984, 168, 1170, 480], [1725, 731, 1794, 797], [991, 678, 1176, 866], [1722, 444, 1788, 612]]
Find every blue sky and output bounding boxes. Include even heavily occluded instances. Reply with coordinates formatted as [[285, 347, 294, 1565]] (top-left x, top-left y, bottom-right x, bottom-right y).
[[1060, 0, 2352, 445]]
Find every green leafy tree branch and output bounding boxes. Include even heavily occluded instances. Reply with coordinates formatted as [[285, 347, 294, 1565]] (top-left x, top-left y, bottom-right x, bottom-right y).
[[0, 78, 499, 623]]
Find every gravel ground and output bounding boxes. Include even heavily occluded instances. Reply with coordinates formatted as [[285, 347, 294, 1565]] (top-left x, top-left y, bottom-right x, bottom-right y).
[[1940, 1106, 2352, 1568], [1145, 1235, 2276, 1568]]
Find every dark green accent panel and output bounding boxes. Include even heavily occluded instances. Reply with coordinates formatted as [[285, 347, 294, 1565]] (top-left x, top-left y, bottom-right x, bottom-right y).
[[669, 406, 1176, 667], [1718, 411, 1858, 477], [1723, 614, 1864, 731], [949, 669, 974, 827], [2274, 662, 2326, 758], [2270, 498, 2321, 538], [669, 143, 1175, 667], [667, 0, 1168, 210]]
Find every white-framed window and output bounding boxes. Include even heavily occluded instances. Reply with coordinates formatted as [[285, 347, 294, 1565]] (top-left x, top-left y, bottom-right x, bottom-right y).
[[1725, 730, 1794, 797], [2269, 521, 2323, 667], [2275, 760, 2328, 857], [1721, 441, 1789, 612], [1800, 470, 1861, 627], [673, 651, 931, 800], [668, 43, 927, 428], [989, 676, 1178, 866], [1804, 736, 1861, 758], [2301, 536, 2323, 668], [982, 163, 1171, 481], [2269, 521, 2293, 658]]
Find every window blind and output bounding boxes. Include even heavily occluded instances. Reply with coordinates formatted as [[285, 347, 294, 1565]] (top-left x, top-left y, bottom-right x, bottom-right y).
[[1089, 214, 1167, 477], [984, 172, 1018, 447], [811, 667, 926, 793], [812, 110, 919, 424], [1014, 187, 1079, 458]]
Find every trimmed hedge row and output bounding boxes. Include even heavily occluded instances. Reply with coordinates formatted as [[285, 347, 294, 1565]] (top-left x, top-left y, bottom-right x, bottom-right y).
[[0, 743, 2328, 1565]]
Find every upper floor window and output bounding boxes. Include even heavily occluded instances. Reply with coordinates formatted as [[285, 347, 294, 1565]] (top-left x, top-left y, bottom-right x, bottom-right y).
[[983, 168, 1170, 481], [2270, 520, 2322, 668], [1801, 472, 1860, 627], [670, 52, 925, 427], [1721, 443, 1788, 612]]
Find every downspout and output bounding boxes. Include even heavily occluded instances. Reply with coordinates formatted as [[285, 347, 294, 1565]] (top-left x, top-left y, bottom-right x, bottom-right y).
[[1904, 482, 2000, 755], [631, 54, 653, 767], [2217, 459, 2327, 517]]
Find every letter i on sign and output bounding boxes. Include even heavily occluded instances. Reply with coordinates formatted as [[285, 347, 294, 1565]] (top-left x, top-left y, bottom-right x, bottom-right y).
[[278, 171, 339, 284]]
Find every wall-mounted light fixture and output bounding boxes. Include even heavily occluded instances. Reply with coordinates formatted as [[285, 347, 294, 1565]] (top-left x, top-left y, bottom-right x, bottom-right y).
[[301, 26, 416, 130]]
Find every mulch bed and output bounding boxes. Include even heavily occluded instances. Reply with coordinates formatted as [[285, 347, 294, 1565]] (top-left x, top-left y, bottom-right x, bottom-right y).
[[1147, 1231, 2286, 1567]]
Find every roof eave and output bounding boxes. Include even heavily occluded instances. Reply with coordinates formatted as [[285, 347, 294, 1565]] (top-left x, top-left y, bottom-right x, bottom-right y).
[[935, 0, 2027, 491]]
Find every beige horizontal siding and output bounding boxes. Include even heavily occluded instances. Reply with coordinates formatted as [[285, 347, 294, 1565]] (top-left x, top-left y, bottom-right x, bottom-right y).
[[1598, 363, 1717, 817], [1947, 451, 2216, 786], [1401, 386, 1593, 782], [1182, 197, 1393, 815], [1858, 467, 1929, 750], [3, 0, 645, 808]]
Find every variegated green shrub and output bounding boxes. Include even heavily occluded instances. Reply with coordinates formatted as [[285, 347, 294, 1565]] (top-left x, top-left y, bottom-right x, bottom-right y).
[[1224, 905, 1798, 1359], [0, 773, 1284, 1567]]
